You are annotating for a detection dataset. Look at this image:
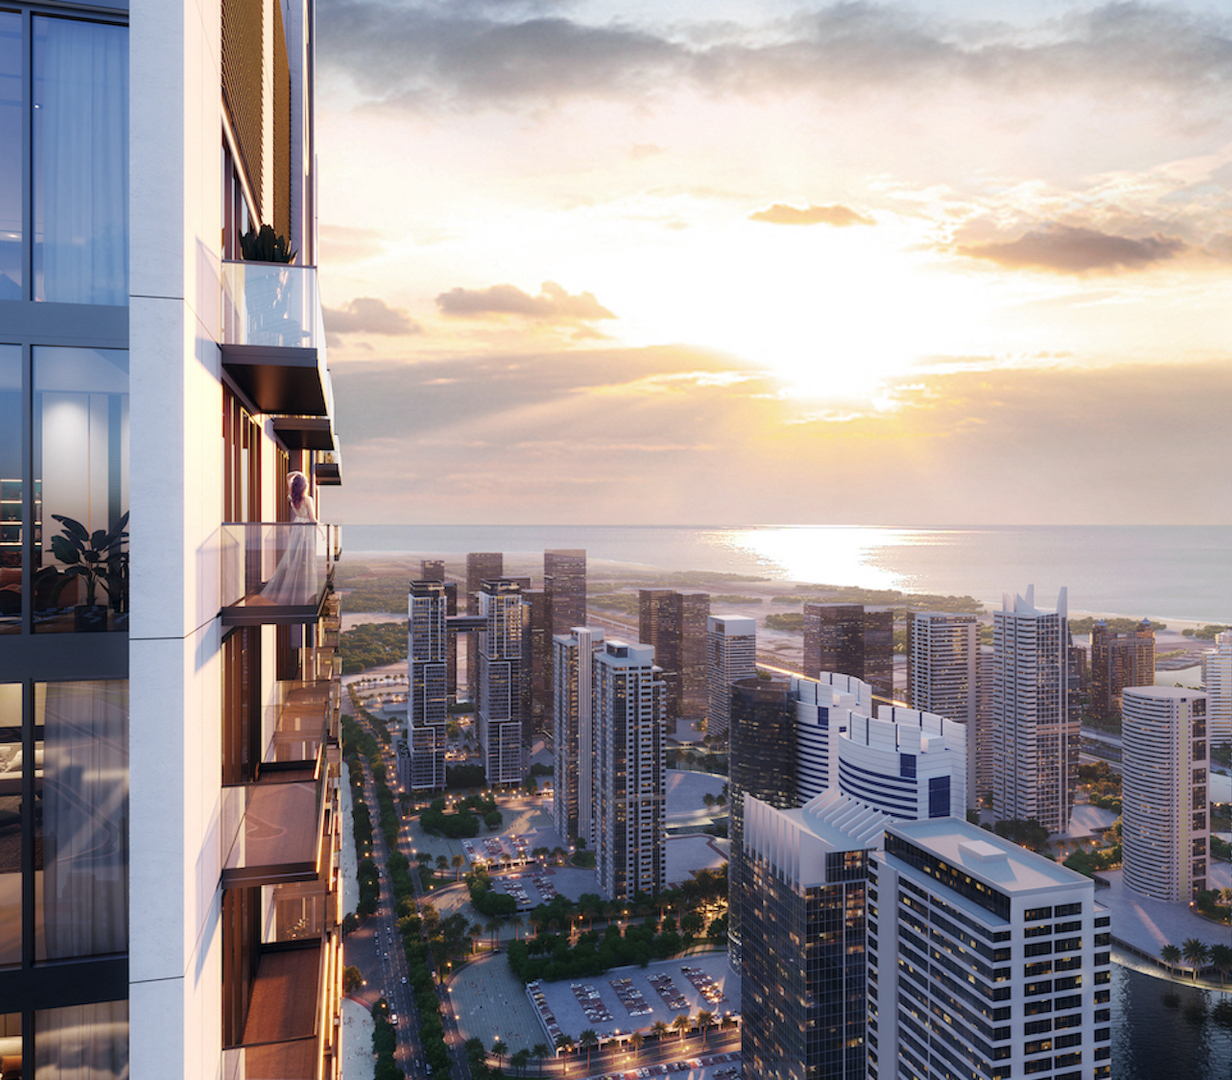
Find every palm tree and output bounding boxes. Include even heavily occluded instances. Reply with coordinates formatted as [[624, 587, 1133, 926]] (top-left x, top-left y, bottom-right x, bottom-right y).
[[696, 1010, 714, 1046], [511, 914, 525, 941], [510, 1047, 531, 1076], [1160, 943, 1181, 974], [452, 853, 465, 880], [532, 1042, 550, 1077], [492, 1037, 508, 1070], [627, 1030, 644, 1066], [651, 1020, 669, 1042], [435, 854, 449, 875], [555, 1033, 575, 1077], [1182, 937, 1211, 981], [487, 917, 503, 950], [579, 1029, 599, 1070], [470, 921, 485, 954], [673, 1012, 691, 1042], [1210, 943, 1232, 990]]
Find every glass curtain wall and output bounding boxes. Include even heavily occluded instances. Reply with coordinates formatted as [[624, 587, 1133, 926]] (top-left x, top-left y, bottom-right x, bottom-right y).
[[0, 13, 19, 299], [0, 347, 19, 634]]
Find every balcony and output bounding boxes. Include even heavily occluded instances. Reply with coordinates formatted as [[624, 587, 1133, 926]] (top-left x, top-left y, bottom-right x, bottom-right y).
[[221, 752, 333, 888], [265, 681, 337, 765], [221, 521, 340, 626], [221, 262, 334, 417]]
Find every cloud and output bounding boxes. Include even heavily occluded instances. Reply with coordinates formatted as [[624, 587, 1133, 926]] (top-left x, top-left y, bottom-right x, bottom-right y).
[[319, 224, 385, 263], [749, 203, 873, 227], [958, 224, 1187, 273], [435, 281, 616, 321], [324, 296, 422, 335]]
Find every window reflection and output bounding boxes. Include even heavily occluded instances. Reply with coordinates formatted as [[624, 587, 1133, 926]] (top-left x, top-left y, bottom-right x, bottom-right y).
[[0, 13, 20, 299], [0, 346, 19, 634], [0, 685, 19, 967], [33, 348, 128, 634], [36, 1000, 126, 1080]]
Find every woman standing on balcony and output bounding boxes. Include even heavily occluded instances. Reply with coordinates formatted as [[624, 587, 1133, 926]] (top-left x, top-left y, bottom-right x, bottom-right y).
[[260, 471, 318, 605]]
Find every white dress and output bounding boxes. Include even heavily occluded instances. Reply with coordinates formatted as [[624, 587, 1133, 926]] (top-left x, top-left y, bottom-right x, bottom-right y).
[[260, 498, 318, 605]]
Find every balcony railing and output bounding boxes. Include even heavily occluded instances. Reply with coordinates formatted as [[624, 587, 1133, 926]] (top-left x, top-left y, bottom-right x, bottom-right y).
[[220, 262, 335, 417], [264, 681, 337, 765], [221, 522, 340, 626]]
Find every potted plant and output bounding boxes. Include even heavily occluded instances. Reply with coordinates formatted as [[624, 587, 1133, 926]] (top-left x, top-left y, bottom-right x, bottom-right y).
[[50, 511, 129, 631]]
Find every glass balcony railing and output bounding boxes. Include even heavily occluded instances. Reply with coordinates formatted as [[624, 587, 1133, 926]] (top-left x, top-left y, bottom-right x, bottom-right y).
[[222, 262, 322, 350], [264, 681, 337, 765], [220, 522, 340, 625]]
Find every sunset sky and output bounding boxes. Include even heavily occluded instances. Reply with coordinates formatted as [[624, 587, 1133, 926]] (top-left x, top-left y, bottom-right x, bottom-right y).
[[315, 0, 1232, 525]]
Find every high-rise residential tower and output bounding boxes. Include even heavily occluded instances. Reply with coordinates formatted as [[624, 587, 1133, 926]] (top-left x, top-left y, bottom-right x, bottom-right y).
[[1121, 686, 1209, 901], [477, 579, 528, 785], [544, 548, 586, 633], [741, 790, 889, 1080], [1200, 630, 1232, 749], [706, 614, 756, 738], [593, 640, 667, 899], [991, 586, 1075, 833], [803, 603, 894, 700], [639, 588, 711, 731], [870, 818, 1112, 1080], [522, 587, 553, 735], [466, 552, 503, 698], [0, 1, 346, 1075], [908, 611, 979, 806], [551, 626, 604, 845], [407, 581, 450, 790], [1089, 619, 1154, 720]]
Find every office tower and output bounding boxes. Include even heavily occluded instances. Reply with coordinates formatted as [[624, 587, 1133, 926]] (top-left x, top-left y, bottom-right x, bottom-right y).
[[741, 790, 889, 1080], [976, 651, 995, 806], [1200, 630, 1232, 749], [593, 641, 666, 899], [522, 588, 553, 735], [477, 579, 528, 785], [466, 552, 503, 697], [992, 586, 1075, 834], [639, 589, 711, 732], [407, 581, 450, 790], [544, 548, 586, 633], [837, 706, 967, 820], [803, 603, 894, 699], [706, 614, 756, 738], [420, 559, 445, 582], [870, 818, 1112, 1080], [1089, 619, 1154, 719], [0, 2, 345, 1078], [551, 627, 605, 844], [1121, 686, 1209, 901], [908, 612, 979, 806]]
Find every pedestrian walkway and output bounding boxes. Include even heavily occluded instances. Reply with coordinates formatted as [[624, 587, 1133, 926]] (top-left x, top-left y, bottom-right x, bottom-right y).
[[447, 952, 545, 1058]]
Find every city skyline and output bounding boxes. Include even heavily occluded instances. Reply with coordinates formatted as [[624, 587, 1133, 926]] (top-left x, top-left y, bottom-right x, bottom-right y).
[[316, 0, 1232, 526]]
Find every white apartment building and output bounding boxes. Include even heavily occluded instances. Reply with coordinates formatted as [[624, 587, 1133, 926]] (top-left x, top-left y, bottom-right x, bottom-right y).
[[870, 818, 1112, 1080], [706, 614, 756, 738], [551, 626, 604, 846], [908, 611, 980, 808], [838, 706, 967, 820], [594, 640, 666, 900], [1121, 686, 1210, 901], [992, 586, 1075, 834], [407, 580, 450, 790], [477, 579, 527, 786], [1200, 630, 1232, 750]]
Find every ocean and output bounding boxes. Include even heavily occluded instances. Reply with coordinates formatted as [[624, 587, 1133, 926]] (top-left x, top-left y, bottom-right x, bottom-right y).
[[345, 523, 1232, 624]]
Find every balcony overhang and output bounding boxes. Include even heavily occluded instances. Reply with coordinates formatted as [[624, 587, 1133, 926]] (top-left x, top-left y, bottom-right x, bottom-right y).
[[312, 461, 341, 486], [274, 417, 335, 451], [223, 346, 330, 416]]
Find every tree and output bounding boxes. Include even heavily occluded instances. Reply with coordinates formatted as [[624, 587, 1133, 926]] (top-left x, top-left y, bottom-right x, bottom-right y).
[[487, 917, 503, 950], [628, 1031, 644, 1063], [435, 854, 449, 874], [579, 1030, 598, 1069], [696, 1010, 714, 1046], [1182, 937, 1211, 981], [453, 853, 465, 880], [470, 921, 485, 954], [532, 1042, 550, 1077], [511, 914, 524, 941], [555, 1033, 575, 1076], [1160, 944, 1180, 978], [1211, 943, 1232, 990], [673, 1013, 691, 1041], [492, 1038, 508, 1070], [510, 1048, 531, 1076], [464, 1037, 487, 1071]]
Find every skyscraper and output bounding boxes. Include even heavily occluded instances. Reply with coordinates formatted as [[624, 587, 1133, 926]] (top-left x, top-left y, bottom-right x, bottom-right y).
[[639, 588, 711, 731], [522, 588, 554, 735], [477, 579, 528, 785], [907, 612, 979, 808], [1121, 686, 1209, 901], [706, 614, 756, 739], [870, 818, 1112, 1080], [803, 603, 894, 699], [407, 580, 450, 790], [466, 551, 503, 698], [0, 0, 345, 1073], [544, 548, 586, 633], [551, 627, 605, 846], [992, 586, 1075, 833], [593, 640, 666, 899], [741, 790, 888, 1080], [1199, 630, 1232, 750], [1089, 619, 1154, 720]]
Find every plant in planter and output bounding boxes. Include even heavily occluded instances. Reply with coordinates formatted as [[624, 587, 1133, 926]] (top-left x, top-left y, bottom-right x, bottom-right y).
[[49, 511, 129, 631], [240, 224, 297, 264]]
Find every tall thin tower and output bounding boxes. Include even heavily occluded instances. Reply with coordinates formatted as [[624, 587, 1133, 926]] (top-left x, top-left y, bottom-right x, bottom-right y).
[[407, 580, 449, 790], [707, 614, 756, 739], [477, 579, 527, 785], [551, 626, 604, 845]]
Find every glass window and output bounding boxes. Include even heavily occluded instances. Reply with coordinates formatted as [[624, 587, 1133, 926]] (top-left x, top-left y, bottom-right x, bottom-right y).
[[33, 16, 129, 306], [0, 684, 19, 967], [36, 1000, 127, 1079], [0, 345, 19, 633], [34, 347, 128, 633], [34, 680, 129, 961], [0, 13, 20, 299], [0, 1013, 19, 1079]]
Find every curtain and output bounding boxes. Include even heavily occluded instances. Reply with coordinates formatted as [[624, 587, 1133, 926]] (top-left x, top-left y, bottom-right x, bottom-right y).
[[38, 681, 129, 960], [35, 1001, 128, 1080], [36, 17, 128, 306]]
